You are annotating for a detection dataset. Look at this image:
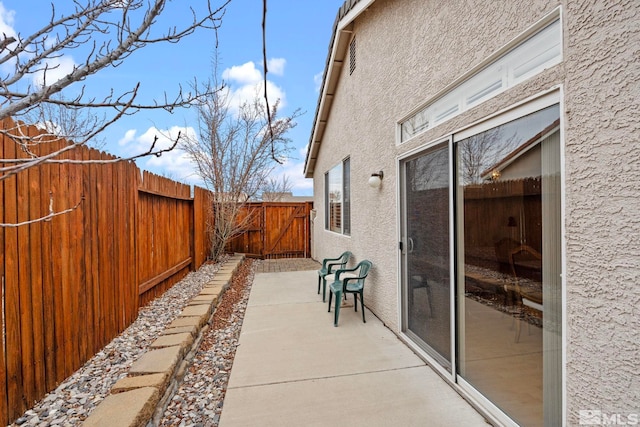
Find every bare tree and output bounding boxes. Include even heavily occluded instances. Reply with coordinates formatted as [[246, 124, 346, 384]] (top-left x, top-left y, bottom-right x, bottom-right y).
[[181, 66, 300, 261], [260, 175, 292, 201], [0, 0, 230, 182], [22, 93, 107, 150], [458, 127, 518, 185]]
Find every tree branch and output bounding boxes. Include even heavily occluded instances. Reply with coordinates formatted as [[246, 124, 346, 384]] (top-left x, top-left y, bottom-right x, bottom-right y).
[[261, 0, 280, 164], [0, 192, 84, 227]]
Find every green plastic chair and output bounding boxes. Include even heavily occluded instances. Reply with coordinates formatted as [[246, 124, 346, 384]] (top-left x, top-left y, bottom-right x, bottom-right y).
[[327, 260, 373, 327], [317, 251, 352, 302]]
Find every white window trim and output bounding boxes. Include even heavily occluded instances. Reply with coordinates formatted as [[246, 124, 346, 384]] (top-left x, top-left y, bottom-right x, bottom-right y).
[[398, 6, 562, 144], [324, 157, 351, 236]]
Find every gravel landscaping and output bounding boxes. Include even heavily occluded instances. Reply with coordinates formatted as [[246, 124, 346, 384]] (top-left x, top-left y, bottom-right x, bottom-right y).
[[158, 259, 254, 426], [10, 256, 254, 427]]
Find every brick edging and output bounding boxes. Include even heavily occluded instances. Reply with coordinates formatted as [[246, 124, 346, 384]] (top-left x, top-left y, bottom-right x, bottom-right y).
[[83, 254, 246, 427]]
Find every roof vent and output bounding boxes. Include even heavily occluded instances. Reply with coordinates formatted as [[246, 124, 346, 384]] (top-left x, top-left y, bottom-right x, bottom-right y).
[[349, 36, 356, 75]]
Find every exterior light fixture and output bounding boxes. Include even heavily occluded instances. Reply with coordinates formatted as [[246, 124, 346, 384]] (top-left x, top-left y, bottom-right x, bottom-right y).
[[368, 171, 384, 188]]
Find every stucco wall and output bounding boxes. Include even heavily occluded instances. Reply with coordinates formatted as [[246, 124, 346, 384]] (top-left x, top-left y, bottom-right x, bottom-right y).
[[562, 0, 640, 423], [311, 0, 639, 422], [312, 0, 560, 340]]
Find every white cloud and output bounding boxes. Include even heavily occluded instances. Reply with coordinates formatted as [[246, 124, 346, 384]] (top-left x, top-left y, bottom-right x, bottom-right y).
[[221, 61, 287, 115], [118, 125, 202, 185], [0, 3, 18, 74], [222, 61, 262, 85], [218, 59, 307, 193], [267, 58, 286, 76], [271, 157, 313, 196], [0, 3, 79, 89], [314, 72, 324, 93], [118, 129, 138, 146], [33, 55, 78, 88], [0, 3, 16, 39], [227, 80, 286, 113], [112, 57, 295, 187]]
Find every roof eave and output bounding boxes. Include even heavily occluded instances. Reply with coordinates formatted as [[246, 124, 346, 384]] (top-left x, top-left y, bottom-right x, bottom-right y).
[[303, 0, 375, 179]]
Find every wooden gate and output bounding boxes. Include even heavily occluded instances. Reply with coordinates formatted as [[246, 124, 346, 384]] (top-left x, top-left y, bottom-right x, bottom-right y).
[[227, 202, 313, 259]]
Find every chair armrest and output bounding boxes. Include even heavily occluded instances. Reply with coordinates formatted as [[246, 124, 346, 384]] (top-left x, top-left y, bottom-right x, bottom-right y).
[[343, 274, 367, 283], [334, 266, 360, 280], [342, 275, 368, 292], [335, 265, 367, 281], [326, 261, 347, 273], [322, 256, 343, 269]]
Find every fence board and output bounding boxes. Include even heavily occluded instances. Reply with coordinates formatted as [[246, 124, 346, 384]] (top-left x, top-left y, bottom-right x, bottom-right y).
[[81, 144, 95, 369], [17, 124, 36, 408], [3, 125, 24, 416], [71, 145, 84, 366], [0, 122, 8, 419], [40, 145, 56, 392], [27, 125, 46, 402], [125, 163, 137, 323], [59, 138, 75, 378], [49, 138, 66, 390], [193, 187, 211, 269], [114, 161, 123, 330]]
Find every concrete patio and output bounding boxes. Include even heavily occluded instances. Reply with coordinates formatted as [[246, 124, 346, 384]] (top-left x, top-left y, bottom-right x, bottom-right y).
[[219, 264, 491, 426]]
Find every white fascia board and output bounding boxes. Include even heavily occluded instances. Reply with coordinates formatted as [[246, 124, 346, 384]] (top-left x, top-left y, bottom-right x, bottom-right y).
[[337, 0, 375, 32]]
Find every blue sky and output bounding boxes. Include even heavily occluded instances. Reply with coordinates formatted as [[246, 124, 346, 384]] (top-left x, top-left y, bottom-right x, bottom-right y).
[[0, 0, 345, 195]]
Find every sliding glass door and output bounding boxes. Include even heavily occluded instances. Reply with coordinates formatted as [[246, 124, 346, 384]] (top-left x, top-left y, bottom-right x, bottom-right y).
[[456, 104, 562, 426], [400, 98, 562, 426], [401, 142, 451, 371]]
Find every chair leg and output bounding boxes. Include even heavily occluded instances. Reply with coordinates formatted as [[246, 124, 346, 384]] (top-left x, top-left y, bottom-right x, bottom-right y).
[[322, 278, 327, 302], [425, 282, 434, 318], [317, 275, 321, 294], [353, 293, 358, 312], [360, 291, 366, 323], [334, 291, 342, 326], [328, 289, 332, 312]]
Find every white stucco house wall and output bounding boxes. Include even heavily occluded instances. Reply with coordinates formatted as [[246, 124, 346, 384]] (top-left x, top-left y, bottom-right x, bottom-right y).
[[304, 1, 639, 426]]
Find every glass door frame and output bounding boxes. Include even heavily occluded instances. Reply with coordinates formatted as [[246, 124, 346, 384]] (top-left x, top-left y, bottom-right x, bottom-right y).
[[398, 135, 456, 382]]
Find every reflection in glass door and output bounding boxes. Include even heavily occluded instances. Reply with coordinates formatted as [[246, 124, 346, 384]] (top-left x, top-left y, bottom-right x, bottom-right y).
[[401, 142, 451, 370], [455, 105, 562, 426]]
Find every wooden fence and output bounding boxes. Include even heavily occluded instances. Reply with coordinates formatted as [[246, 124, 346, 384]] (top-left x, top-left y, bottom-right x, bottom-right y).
[[0, 119, 213, 424], [226, 202, 313, 259], [137, 172, 196, 306]]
